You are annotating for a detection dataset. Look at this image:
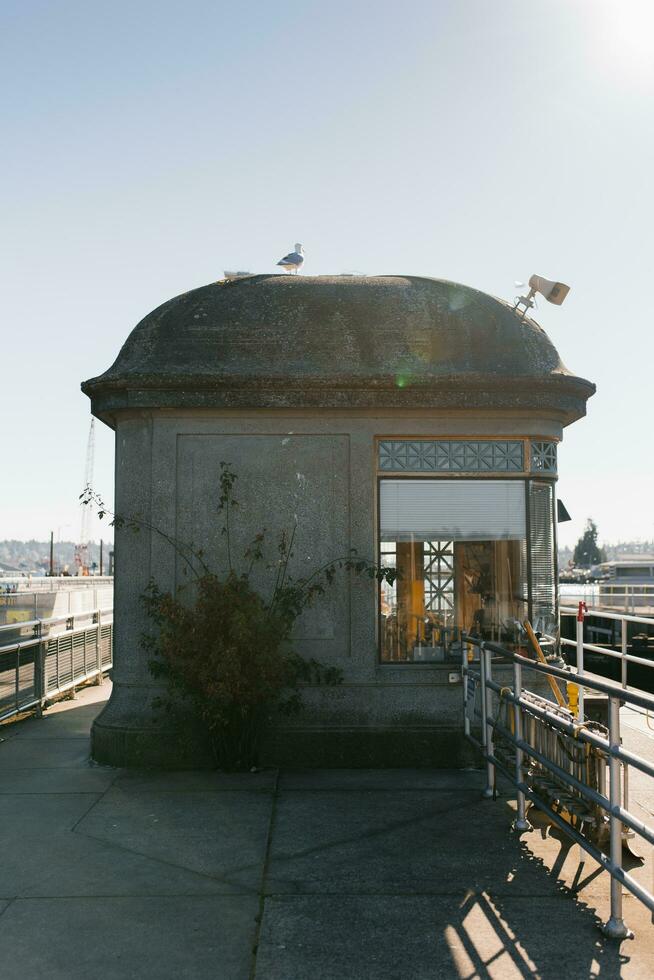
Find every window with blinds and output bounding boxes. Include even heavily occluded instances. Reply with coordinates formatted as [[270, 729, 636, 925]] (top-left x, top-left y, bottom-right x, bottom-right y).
[[377, 477, 560, 662], [380, 479, 526, 541], [528, 481, 557, 636], [378, 478, 529, 661]]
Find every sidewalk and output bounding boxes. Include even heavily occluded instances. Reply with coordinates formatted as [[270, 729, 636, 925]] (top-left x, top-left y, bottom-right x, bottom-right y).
[[0, 683, 651, 979]]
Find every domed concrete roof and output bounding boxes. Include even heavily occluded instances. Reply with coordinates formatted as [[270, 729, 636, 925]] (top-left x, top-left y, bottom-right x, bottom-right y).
[[83, 275, 595, 421]]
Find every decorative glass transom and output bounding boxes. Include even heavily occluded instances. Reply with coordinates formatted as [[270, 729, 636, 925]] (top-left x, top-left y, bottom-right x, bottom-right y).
[[530, 441, 558, 474], [378, 440, 524, 473]]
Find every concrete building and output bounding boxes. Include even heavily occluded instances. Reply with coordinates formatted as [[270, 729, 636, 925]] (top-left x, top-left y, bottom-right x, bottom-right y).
[[83, 275, 595, 767]]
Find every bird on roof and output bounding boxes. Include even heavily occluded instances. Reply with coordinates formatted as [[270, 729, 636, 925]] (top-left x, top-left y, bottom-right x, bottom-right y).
[[277, 243, 305, 274]]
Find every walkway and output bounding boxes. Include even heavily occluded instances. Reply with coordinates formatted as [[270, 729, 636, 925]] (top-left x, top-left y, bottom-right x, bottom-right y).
[[0, 684, 651, 979]]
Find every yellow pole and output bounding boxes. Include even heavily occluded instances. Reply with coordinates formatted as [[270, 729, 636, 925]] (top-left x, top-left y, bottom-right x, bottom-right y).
[[523, 620, 567, 709]]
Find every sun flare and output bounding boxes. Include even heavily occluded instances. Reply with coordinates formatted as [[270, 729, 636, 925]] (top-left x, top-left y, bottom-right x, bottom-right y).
[[591, 0, 654, 87]]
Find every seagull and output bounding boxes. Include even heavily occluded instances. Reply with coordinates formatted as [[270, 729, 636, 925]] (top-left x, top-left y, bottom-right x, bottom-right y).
[[277, 243, 305, 274]]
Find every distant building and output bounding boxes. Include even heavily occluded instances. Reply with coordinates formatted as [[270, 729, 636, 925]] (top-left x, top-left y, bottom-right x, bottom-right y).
[[597, 558, 654, 609]]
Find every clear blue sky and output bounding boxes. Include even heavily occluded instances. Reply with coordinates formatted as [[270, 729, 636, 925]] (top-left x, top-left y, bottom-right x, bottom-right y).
[[1, 0, 652, 549]]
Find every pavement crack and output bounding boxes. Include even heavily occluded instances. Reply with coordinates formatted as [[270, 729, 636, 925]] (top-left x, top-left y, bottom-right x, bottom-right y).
[[266, 795, 491, 866], [69, 768, 122, 833], [250, 768, 280, 980], [0, 898, 16, 921], [72, 827, 260, 893]]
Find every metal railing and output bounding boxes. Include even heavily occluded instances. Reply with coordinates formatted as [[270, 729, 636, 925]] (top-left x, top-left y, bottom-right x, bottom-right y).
[[560, 589, 654, 614], [560, 605, 653, 710], [462, 635, 654, 939], [0, 609, 113, 723], [0, 581, 114, 624], [0, 575, 114, 594]]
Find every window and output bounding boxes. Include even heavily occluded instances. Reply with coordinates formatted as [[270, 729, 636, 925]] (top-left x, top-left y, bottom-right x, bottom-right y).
[[616, 567, 653, 579], [380, 479, 532, 662], [528, 482, 557, 641]]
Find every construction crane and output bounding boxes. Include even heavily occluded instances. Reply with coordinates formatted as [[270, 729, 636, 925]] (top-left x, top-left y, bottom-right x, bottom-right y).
[[74, 419, 95, 575]]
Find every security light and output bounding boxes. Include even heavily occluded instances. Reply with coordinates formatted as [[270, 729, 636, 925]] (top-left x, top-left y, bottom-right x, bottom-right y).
[[513, 274, 571, 319]]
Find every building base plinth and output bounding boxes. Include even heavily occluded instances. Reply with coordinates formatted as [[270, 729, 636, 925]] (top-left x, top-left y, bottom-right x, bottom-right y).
[[260, 726, 480, 769]]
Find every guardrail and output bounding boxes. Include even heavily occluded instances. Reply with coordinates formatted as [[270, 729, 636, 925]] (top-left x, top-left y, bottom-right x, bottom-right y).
[[0, 577, 114, 599], [560, 604, 653, 710], [0, 609, 113, 723], [461, 635, 654, 939], [560, 590, 654, 614], [0, 582, 114, 624]]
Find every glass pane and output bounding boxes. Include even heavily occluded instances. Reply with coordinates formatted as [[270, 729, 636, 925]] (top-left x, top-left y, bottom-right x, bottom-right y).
[[380, 537, 528, 663], [529, 481, 558, 648]]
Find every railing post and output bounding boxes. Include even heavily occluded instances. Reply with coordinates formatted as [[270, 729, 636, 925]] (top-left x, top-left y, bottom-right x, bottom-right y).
[[620, 619, 628, 689], [462, 642, 470, 738], [576, 602, 586, 723], [512, 659, 531, 831], [621, 760, 631, 837], [603, 696, 631, 939], [481, 644, 495, 799], [95, 612, 103, 686], [15, 642, 21, 714], [34, 622, 44, 718], [69, 616, 77, 700], [479, 642, 487, 747]]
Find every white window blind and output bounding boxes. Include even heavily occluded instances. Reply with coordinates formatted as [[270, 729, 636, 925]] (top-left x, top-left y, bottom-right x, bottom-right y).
[[380, 479, 526, 541]]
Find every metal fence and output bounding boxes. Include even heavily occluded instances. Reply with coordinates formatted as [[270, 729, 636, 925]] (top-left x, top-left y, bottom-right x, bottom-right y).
[[0, 609, 113, 723], [560, 588, 654, 615], [0, 575, 114, 594], [0, 581, 114, 626], [462, 635, 654, 939], [560, 604, 653, 703]]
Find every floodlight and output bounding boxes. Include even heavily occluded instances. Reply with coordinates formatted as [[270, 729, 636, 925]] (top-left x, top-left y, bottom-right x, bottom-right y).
[[513, 274, 571, 319], [528, 275, 570, 306]]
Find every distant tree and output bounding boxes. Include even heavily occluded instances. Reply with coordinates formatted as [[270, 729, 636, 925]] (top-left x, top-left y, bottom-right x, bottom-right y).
[[573, 519, 607, 568]]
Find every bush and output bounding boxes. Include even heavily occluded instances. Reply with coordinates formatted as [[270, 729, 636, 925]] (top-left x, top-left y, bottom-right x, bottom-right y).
[[84, 464, 396, 770], [143, 571, 344, 769]]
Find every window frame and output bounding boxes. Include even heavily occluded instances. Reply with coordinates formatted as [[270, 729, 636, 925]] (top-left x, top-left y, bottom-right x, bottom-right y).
[[376, 472, 558, 665]]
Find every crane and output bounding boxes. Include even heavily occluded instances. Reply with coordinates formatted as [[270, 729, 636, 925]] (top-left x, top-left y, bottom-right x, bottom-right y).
[[74, 419, 95, 575]]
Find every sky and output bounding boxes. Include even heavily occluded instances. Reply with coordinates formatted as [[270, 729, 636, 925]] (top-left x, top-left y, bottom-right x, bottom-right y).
[[1, 0, 652, 550]]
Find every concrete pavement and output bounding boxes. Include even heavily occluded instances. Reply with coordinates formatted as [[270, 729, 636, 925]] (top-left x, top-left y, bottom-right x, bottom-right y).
[[0, 683, 651, 978]]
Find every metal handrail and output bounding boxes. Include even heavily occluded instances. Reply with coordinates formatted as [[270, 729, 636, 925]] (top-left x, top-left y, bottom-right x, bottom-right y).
[[559, 604, 653, 697], [0, 613, 113, 723], [483, 640, 654, 709], [0, 636, 41, 655], [560, 636, 654, 670], [0, 607, 114, 634], [560, 634, 653, 662], [461, 634, 654, 939], [560, 604, 654, 627], [561, 592, 654, 598], [0, 576, 114, 594]]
